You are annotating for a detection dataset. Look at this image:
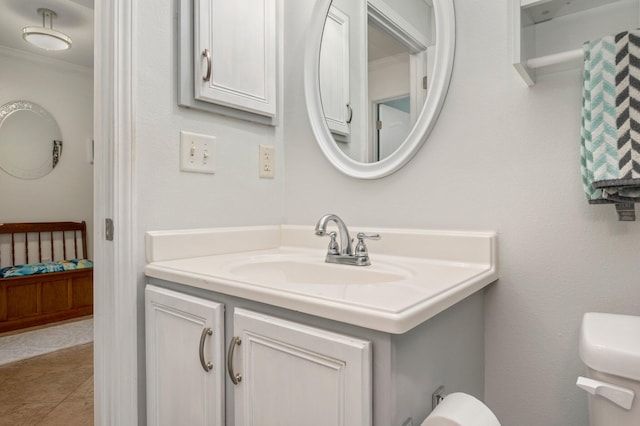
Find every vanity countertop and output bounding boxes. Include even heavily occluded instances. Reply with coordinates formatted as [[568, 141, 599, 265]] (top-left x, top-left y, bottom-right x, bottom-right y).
[[144, 225, 498, 334]]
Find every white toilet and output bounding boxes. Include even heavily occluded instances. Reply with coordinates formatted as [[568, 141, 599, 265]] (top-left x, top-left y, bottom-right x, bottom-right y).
[[578, 312, 640, 426], [420, 392, 500, 426], [416, 312, 640, 426]]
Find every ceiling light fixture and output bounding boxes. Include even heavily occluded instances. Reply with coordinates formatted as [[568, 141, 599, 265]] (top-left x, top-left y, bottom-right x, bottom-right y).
[[22, 8, 72, 51]]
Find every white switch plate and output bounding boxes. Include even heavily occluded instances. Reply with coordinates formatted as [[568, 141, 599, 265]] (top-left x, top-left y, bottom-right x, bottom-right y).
[[180, 131, 216, 174], [259, 144, 275, 178]]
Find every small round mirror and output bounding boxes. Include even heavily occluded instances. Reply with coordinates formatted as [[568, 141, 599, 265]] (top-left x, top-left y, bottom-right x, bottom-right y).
[[0, 100, 63, 179], [305, 0, 455, 179]]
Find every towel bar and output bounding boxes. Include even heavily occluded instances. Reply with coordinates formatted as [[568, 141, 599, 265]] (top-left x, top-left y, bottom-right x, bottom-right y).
[[527, 48, 584, 69]]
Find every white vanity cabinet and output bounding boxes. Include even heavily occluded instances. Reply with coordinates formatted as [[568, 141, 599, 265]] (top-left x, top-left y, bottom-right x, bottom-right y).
[[145, 285, 225, 426], [231, 308, 372, 425], [194, 0, 277, 117], [145, 285, 372, 426], [145, 279, 485, 425]]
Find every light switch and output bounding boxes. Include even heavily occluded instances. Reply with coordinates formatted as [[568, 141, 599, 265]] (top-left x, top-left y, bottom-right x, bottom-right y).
[[180, 131, 216, 174]]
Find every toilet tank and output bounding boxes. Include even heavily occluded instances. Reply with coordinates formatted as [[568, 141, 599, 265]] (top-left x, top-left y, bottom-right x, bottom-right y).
[[578, 312, 640, 426]]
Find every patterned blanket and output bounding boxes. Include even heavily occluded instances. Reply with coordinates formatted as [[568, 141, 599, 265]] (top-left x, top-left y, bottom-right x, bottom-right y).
[[0, 259, 93, 278]]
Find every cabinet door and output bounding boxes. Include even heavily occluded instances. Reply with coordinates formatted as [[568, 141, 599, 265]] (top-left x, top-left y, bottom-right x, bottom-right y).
[[231, 308, 372, 426], [145, 285, 224, 426], [320, 5, 351, 136], [195, 0, 277, 117]]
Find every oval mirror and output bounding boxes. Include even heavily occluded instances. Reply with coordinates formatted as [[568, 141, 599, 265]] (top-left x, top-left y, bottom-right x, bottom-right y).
[[0, 100, 63, 180], [305, 0, 455, 179]]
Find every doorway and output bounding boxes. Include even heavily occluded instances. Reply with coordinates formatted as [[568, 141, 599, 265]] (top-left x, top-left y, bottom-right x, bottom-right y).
[[375, 96, 411, 161]]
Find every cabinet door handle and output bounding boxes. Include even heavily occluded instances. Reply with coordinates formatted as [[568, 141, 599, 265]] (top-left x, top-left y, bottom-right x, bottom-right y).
[[202, 49, 212, 82], [346, 103, 353, 124], [227, 336, 242, 385], [199, 327, 213, 372]]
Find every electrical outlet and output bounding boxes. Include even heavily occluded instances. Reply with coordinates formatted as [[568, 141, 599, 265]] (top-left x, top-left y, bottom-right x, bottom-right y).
[[259, 144, 275, 178], [180, 131, 216, 174]]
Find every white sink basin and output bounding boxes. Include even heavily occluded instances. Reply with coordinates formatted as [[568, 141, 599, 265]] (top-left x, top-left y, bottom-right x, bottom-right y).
[[144, 225, 498, 334], [225, 254, 411, 285]]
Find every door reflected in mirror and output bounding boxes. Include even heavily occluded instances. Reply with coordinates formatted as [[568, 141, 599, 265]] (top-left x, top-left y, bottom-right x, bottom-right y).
[[319, 0, 435, 163], [376, 96, 410, 160]]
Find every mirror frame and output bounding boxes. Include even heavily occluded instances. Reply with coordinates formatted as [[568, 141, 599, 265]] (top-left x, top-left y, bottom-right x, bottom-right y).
[[304, 0, 455, 179]]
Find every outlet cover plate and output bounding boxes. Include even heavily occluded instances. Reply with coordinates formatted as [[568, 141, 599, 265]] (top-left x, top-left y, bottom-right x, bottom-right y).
[[259, 144, 275, 178]]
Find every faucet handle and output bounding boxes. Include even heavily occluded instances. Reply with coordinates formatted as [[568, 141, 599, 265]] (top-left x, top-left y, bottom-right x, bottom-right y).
[[356, 232, 381, 240], [326, 231, 340, 255], [354, 233, 381, 261]]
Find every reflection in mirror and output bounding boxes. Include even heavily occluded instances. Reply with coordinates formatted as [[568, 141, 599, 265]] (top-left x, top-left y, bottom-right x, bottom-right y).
[[0, 101, 63, 179], [319, 0, 435, 163], [305, 0, 455, 179], [376, 96, 410, 159]]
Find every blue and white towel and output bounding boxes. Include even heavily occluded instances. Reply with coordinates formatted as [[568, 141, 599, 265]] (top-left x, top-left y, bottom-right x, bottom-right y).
[[581, 30, 640, 221]]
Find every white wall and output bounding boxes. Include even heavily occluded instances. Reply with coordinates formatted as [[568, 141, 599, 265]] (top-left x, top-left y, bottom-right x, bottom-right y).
[[283, 1, 640, 426], [369, 54, 410, 103], [380, 0, 432, 43], [0, 48, 94, 256], [133, 1, 284, 419], [134, 0, 283, 233]]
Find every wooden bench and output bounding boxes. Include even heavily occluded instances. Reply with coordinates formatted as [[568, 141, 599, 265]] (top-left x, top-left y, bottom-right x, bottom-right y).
[[0, 221, 93, 333]]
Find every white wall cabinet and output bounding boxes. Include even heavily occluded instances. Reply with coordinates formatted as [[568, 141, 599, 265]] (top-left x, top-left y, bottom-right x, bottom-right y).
[[145, 285, 225, 426], [145, 285, 372, 425], [194, 0, 277, 117], [320, 5, 352, 136], [231, 308, 372, 425]]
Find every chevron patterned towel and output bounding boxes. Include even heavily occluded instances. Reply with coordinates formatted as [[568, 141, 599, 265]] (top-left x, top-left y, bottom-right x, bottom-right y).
[[581, 30, 640, 221]]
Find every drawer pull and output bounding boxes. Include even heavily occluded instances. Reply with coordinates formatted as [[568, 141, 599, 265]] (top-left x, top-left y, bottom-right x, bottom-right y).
[[227, 336, 242, 384], [202, 49, 212, 82], [199, 327, 213, 372]]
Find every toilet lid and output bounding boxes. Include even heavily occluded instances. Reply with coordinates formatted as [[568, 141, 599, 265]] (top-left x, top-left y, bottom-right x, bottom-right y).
[[421, 393, 501, 426], [580, 312, 640, 381]]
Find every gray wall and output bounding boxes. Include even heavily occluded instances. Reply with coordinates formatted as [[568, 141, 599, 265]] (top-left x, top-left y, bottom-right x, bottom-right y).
[[282, 1, 640, 425]]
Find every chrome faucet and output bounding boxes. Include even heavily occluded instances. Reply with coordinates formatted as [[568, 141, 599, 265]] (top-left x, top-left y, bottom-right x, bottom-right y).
[[314, 214, 380, 266], [314, 214, 353, 255]]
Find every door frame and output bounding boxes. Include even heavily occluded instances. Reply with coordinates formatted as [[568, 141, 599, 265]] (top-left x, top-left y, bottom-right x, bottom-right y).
[[94, 0, 138, 424]]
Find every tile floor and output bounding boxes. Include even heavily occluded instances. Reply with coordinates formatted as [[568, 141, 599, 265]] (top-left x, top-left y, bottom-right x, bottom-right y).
[[0, 343, 93, 425]]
